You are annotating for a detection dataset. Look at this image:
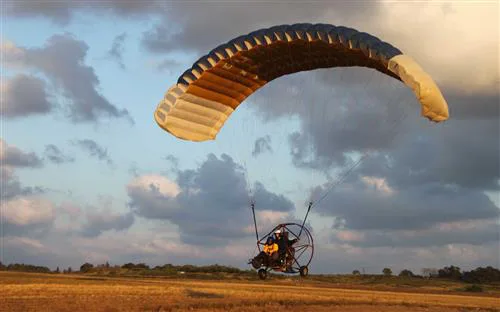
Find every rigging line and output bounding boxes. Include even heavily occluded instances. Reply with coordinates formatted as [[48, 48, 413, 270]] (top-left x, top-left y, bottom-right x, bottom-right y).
[[305, 67, 348, 203], [309, 68, 381, 203], [310, 91, 411, 210], [245, 113, 254, 204], [326, 68, 379, 181], [327, 72, 402, 180]]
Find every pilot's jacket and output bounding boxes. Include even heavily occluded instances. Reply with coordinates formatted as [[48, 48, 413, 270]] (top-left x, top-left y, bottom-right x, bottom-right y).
[[263, 243, 278, 255]]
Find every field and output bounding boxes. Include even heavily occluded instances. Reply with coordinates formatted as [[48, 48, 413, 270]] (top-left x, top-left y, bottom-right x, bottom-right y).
[[1, 272, 499, 312]]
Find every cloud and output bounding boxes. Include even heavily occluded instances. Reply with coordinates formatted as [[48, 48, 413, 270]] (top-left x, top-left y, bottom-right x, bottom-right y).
[[3, 34, 132, 123], [155, 58, 183, 73], [44, 144, 75, 164], [140, 2, 375, 54], [3, 195, 56, 237], [5, 1, 497, 93], [3, 196, 55, 226], [332, 219, 499, 248], [74, 139, 113, 165], [58, 201, 82, 220], [1, 74, 52, 118], [1, 165, 45, 202], [312, 178, 499, 232], [5, 0, 165, 25], [81, 210, 135, 237], [107, 32, 127, 69], [0, 140, 48, 203], [0, 138, 43, 168], [127, 153, 295, 246], [312, 241, 499, 274], [163, 154, 179, 170], [252, 136, 272, 157]]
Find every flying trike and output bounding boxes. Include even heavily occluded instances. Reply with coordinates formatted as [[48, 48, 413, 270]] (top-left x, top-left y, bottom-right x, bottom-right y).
[[152, 23, 450, 280], [248, 202, 314, 280]]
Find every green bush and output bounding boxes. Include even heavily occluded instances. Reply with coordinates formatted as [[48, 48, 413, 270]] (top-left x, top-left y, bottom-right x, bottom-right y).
[[463, 284, 483, 292]]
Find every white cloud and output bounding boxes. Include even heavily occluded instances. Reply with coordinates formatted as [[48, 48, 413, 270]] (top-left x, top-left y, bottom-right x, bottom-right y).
[[4, 236, 47, 251], [369, 2, 498, 93], [361, 176, 394, 195], [3, 196, 55, 226], [128, 174, 180, 197]]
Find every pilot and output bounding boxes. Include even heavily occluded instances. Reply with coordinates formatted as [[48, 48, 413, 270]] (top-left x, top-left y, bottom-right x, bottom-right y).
[[274, 229, 298, 269], [263, 236, 279, 265], [250, 236, 278, 269]]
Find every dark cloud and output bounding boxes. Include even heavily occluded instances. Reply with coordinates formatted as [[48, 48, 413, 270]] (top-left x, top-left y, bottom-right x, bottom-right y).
[[248, 67, 500, 190], [156, 58, 183, 73], [0, 139, 43, 168], [141, 2, 379, 54], [44, 144, 75, 164], [74, 139, 113, 165], [1, 74, 52, 118], [5, 0, 379, 55], [107, 32, 127, 69], [6, 34, 132, 124], [128, 153, 295, 246], [333, 222, 499, 248], [164, 154, 179, 169], [0, 140, 47, 201], [5, 1, 74, 25], [252, 136, 272, 157], [81, 211, 135, 237], [5, 0, 166, 25], [312, 180, 499, 232], [1, 167, 31, 201]]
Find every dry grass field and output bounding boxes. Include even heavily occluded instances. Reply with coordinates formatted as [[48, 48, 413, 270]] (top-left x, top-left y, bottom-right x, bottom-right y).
[[1, 272, 498, 312]]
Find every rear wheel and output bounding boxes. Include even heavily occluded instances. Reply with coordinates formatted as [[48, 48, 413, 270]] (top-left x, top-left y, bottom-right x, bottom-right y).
[[299, 266, 308, 277], [258, 269, 267, 280], [251, 258, 262, 269]]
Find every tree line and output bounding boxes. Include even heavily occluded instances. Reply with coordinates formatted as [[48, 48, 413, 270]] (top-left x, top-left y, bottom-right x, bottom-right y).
[[0, 261, 244, 275], [1, 261, 499, 284], [351, 265, 500, 284]]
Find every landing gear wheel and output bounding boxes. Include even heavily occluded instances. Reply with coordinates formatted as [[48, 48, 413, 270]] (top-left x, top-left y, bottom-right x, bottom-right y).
[[251, 258, 262, 270], [299, 266, 309, 277], [258, 269, 267, 280]]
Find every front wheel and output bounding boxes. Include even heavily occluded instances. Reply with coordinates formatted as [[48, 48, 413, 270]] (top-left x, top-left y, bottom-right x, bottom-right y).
[[299, 266, 308, 277], [258, 269, 267, 280]]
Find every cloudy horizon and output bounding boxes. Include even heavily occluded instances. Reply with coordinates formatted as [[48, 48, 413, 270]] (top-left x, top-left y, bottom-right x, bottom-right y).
[[1, 1, 498, 275]]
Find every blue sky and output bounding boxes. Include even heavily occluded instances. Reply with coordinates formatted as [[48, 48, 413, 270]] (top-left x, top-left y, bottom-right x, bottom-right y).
[[2, 1, 498, 274]]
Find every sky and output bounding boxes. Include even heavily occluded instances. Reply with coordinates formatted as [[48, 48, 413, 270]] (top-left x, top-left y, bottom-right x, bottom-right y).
[[1, 0, 499, 275]]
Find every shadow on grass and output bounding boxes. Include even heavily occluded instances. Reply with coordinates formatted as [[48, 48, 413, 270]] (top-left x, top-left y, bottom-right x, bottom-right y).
[[185, 288, 224, 299]]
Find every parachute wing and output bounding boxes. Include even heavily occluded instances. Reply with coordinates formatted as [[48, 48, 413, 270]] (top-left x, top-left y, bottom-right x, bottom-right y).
[[154, 23, 449, 142]]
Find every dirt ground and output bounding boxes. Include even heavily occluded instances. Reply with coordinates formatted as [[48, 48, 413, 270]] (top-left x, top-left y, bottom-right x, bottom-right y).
[[1, 272, 498, 312]]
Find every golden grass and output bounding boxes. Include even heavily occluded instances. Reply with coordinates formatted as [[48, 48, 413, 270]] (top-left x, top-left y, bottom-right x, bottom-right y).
[[0, 272, 498, 312]]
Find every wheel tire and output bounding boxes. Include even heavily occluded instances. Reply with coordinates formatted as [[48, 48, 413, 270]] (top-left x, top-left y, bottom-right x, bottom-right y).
[[299, 266, 308, 277], [258, 269, 267, 280], [251, 258, 262, 270]]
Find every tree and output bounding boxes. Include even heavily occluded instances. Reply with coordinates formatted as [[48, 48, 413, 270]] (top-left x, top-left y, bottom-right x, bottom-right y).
[[352, 270, 360, 275], [80, 263, 94, 273], [462, 266, 500, 284], [67, 267, 72, 273], [382, 268, 392, 276], [55, 266, 60, 273], [422, 268, 438, 278], [438, 265, 461, 280], [399, 269, 414, 277]]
